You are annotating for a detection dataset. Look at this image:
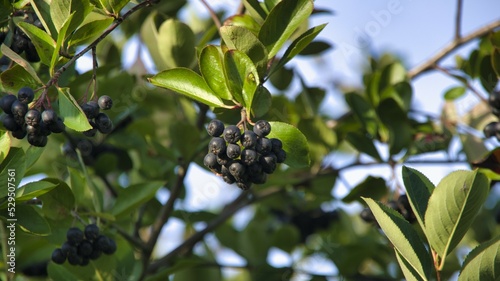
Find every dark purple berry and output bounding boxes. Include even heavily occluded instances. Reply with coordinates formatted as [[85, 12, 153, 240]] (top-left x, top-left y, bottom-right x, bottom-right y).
[[11, 129, 27, 139], [240, 130, 257, 147], [207, 119, 225, 137], [204, 153, 220, 171], [25, 42, 40, 62], [256, 137, 272, 154], [236, 181, 251, 190], [0, 95, 17, 114], [48, 118, 65, 133], [223, 125, 241, 144], [84, 224, 100, 241], [208, 137, 226, 156], [11, 100, 28, 120], [276, 149, 286, 163], [241, 149, 258, 165], [95, 113, 113, 134], [484, 122, 500, 138], [41, 110, 57, 124], [228, 161, 246, 180], [66, 227, 84, 246], [27, 134, 47, 147], [17, 87, 35, 104], [61, 241, 77, 256], [77, 240, 94, 258], [98, 95, 113, 110], [96, 235, 117, 255], [25, 109, 41, 126], [270, 138, 283, 153], [260, 153, 277, 174], [67, 253, 82, 266], [81, 101, 99, 119], [51, 249, 66, 264], [2, 115, 20, 131], [253, 120, 271, 137], [489, 91, 500, 109], [226, 143, 241, 159]]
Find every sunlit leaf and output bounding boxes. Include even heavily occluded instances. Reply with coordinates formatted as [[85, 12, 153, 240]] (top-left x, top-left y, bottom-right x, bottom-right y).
[[223, 49, 260, 109], [267, 121, 310, 167], [459, 236, 500, 281], [199, 45, 232, 101], [57, 87, 92, 131]]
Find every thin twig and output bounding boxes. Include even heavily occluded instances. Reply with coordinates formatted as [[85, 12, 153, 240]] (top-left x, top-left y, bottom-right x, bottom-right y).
[[454, 0, 463, 40], [200, 0, 222, 29], [111, 223, 148, 251], [408, 19, 500, 79], [434, 65, 488, 104]]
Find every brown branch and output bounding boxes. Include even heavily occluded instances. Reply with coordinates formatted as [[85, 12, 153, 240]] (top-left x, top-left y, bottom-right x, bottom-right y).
[[408, 19, 500, 79], [200, 0, 222, 29], [434, 65, 488, 104], [454, 0, 463, 40], [146, 187, 283, 275]]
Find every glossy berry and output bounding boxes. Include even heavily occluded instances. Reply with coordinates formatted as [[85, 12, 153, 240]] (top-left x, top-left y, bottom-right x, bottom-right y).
[[216, 153, 231, 166], [95, 113, 113, 134], [84, 224, 100, 241], [253, 120, 271, 137], [223, 125, 241, 144], [49, 118, 65, 133], [25, 109, 41, 126], [270, 138, 283, 153], [98, 95, 113, 110], [488, 91, 500, 109], [208, 137, 226, 155], [51, 249, 66, 264], [82, 101, 99, 119], [204, 153, 220, 171], [226, 143, 241, 159], [66, 227, 84, 246], [207, 119, 225, 137], [11, 100, 28, 120], [61, 242, 77, 256], [41, 110, 57, 124], [27, 134, 47, 147], [2, 115, 20, 131], [11, 129, 27, 139], [77, 240, 94, 257], [96, 235, 117, 255], [228, 161, 246, 180], [483, 122, 500, 138], [240, 130, 257, 147], [0, 95, 17, 114], [241, 149, 258, 165], [276, 149, 286, 163], [17, 87, 35, 104], [260, 153, 277, 174], [67, 253, 82, 266], [256, 137, 272, 154]]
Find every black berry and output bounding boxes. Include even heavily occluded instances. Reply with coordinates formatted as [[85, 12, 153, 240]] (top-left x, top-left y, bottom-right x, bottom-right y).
[[207, 119, 225, 137], [256, 137, 272, 154], [77, 240, 94, 257], [204, 153, 220, 171], [82, 101, 99, 119], [98, 95, 113, 110], [0, 95, 17, 114], [25, 109, 41, 126], [483, 122, 500, 138], [226, 143, 241, 159], [95, 113, 113, 134], [66, 227, 84, 246], [17, 87, 35, 104], [260, 153, 277, 174], [240, 130, 257, 147], [253, 120, 271, 137], [84, 224, 100, 241], [208, 137, 226, 155], [2, 115, 21, 131], [41, 110, 57, 124], [223, 125, 241, 144], [241, 149, 258, 165], [51, 249, 66, 264]]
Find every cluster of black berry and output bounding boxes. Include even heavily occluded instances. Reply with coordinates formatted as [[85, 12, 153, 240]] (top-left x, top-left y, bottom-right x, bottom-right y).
[[483, 91, 500, 140], [51, 224, 116, 266], [203, 119, 286, 190], [360, 195, 416, 224], [0, 16, 43, 63], [81, 95, 114, 137], [0, 87, 65, 147]]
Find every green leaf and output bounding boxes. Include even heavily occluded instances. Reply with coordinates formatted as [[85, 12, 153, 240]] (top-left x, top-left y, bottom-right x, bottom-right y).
[[51, 13, 74, 74], [0, 65, 40, 93], [271, 224, 300, 253], [342, 176, 387, 204], [239, 219, 271, 264], [425, 170, 489, 268], [148, 68, 226, 108], [271, 24, 327, 75], [220, 26, 268, 77], [108, 0, 129, 14], [223, 49, 260, 109], [345, 92, 378, 137], [57, 87, 92, 131], [267, 121, 310, 168], [395, 250, 426, 281], [17, 21, 55, 66], [0, 44, 43, 84], [38, 179, 75, 220], [251, 85, 272, 117], [480, 55, 498, 92], [258, 0, 314, 58], [364, 198, 433, 280], [376, 97, 412, 155], [199, 45, 232, 101], [0, 147, 26, 198], [443, 86, 467, 101], [379, 62, 407, 91], [111, 181, 163, 217], [50, 0, 91, 35], [0, 130, 10, 164], [459, 236, 500, 281], [298, 40, 331, 56], [243, 0, 267, 23], [14, 204, 51, 235], [491, 48, 500, 77], [25, 146, 45, 170], [345, 132, 382, 161], [157, 19, 196, 69], [68, 17, 113, 47], [401, 166, 434, 230], [16, 179, 57, 202], [140, 11, 169, 71], [223, 14, 261, 35], [491, 31, 500, 48], [30, 0, 57, 38]]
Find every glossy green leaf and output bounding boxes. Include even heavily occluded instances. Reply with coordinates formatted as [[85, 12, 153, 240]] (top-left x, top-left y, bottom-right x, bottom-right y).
[[68, 17, 113, 47], [223, 49, 260, 109], [140, 11, 169, 71], [51, 13, 73, 74], [108, 0, 129, 14], [0, 44, 43, 84], [223, 14, 261, 35], [16, 179, 57, 202], [149, 68, 226, 107], [25, 146, 45, 170], [38, 179, 75, 220], [0, 147, 26, 198], [50, 0, 91, 35], [376, 97, 412, 155], [380, 81, 413, 111], [379, 62, 407, 91], [220, 26, 268, 77], [425, 170, 489, 268], [443, 86, 466, 101], [298, 40, 331, 56], [395, 250, 425, 281], [57, 87, 92, 131], [267, 121, 310, 167], [112, 181, 163, 217], [258, 0, 313, 58], [251, 85, 272, 117], [459, 236, 500, 281], [480, 55, 498, 92], [15, 204, 51, 235], [199, 45, 232, 100], [30, 0, 57, 38], [0, 130, 10, 164], [243, 0, 267, 23], [17, 21, 55, 66], [345, 132, 382, 161], [345, 92, 378, 137], [158, 19, 196, 69], [364, 198, 433, 280], [271, 24, 327, 75], [401, 166, 434, 230], [342, 176, 387, 204], [0, 65, 40, 93]]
